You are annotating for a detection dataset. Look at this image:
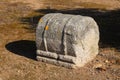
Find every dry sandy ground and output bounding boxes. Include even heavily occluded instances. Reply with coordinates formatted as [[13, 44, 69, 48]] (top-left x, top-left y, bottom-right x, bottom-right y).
[[11, 0, 120, 9], [0, 0, 120, 80]]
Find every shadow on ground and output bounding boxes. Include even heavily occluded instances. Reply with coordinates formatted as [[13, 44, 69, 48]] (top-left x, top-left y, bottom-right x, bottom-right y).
[[21, 8, 120, 50], [5, 40, 37, 60]]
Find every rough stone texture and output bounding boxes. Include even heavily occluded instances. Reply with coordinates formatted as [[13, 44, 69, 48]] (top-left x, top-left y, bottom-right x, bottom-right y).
[[36, 13, 99, 68]]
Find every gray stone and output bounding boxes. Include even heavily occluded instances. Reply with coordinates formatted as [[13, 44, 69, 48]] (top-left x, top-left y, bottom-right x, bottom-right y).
[[36, 13, 99, 68]]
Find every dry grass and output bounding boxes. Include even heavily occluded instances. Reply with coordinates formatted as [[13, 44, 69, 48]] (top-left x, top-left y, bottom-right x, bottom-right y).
[[0, 0, 120, 80]]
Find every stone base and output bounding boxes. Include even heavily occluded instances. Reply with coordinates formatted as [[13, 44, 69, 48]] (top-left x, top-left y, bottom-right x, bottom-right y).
[[36, 50, 77, 68], [36, 13, 99, 68]]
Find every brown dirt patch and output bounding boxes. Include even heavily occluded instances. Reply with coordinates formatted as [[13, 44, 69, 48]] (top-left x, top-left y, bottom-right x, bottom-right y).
[[0, 0, 120, 80]]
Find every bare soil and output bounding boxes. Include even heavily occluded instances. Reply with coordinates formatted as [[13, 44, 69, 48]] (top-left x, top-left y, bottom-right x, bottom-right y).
[[0, 0, 120, 80]]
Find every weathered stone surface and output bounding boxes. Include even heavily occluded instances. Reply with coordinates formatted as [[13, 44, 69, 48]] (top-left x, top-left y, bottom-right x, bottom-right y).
[[36, 13, 99, 68]]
